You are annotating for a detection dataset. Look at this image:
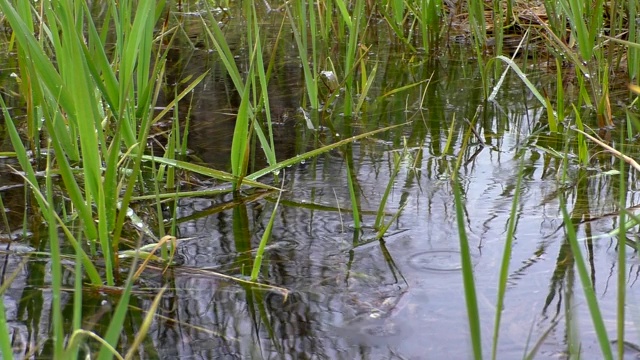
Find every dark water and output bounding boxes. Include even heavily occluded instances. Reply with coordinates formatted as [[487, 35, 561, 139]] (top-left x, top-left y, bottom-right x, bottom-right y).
[[2, 5, 640, 360]]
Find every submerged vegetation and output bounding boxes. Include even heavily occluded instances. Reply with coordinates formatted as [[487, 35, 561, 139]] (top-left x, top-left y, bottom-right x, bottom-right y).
[[0, 0, 639, 358]]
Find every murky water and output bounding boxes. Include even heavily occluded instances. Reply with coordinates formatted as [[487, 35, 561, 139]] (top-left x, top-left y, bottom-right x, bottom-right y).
[[2, 5, 640, 360]]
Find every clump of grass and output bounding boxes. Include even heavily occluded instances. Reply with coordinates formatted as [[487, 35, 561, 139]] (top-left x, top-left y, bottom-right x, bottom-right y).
[[0, 0, 197, 356]]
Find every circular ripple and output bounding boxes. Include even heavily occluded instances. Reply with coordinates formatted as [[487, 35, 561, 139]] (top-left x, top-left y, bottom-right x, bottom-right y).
[[408, 250, 466, 272]]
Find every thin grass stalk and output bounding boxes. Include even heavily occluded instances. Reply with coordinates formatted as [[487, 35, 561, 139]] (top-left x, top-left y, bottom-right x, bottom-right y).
[[559, 0, 592, 60], [308, 0, 318, 103], [565, 255, 580, 358], [375, 151, 402, 230], [153, 156, 169, 260], [375, 203, 407, 240], [555, 58, 565, 125], [524, 321, 559, 359], [378, 5, 417, 52], [606, 0, 619, 70], [201, 8, 245, 93], [15, 3, 48, 159], [586, 0, 605, 58], [490, 159, 524, 360], [180, 92, 195, 157], [165, 93, 180, 190], [0, 300, 12, 359], [572, 106, 589, 166], [391, 0, 405, 25], [452, 112, 483, 359], [346, 145, 361, 229], [0, 184, 10, 237], [333, 0, 353, 29], [453, 180, 483, 360], [250, 180, 283, 281], [468, 0, 487, 96], [286, 1, 319, 109], [616, 133, 627, 360], [96, 253, 140, 360], [105, 0, 161, 283], [316, 1, 329, 42], [342, 0, 365, 117], [492, 0, 504, 63], [45, 143, 64, 358], [598, 63, 613, 126], [355, 62, 377, 116], [559, 162, 613, 358], [33, 3, 81, 157], [247, 123, 406, 180], [629, 0, 639, 81], [66, 330, 123, 360], [72, 242, 83, 356], [50, 2, 107, 197], [117, 0, 157, 148], [230, 59, 254, 187], [575, 65, 592, 108], [251, 2, 276, 164], [419, 0, 441, 52], [489, 55, 547, 109], [419, 0, 431, 52], [541, 0, 561, 37], [123, 286, 168, 360]]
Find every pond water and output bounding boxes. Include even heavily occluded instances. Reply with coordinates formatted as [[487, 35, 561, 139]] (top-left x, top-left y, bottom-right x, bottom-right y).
[[1, 4, 640, 360]]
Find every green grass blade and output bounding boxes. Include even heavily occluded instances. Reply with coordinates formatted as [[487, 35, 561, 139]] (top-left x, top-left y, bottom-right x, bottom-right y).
[[0, 299, 12, 360], [230, 66, 253, 184], [616, 132, 627, 360], [251, 183, 283, 281], [97, 264, 137, 360], [286, 2, 319, 109], [45, 144, 64, 358], [139, 156, 277, 190], [247, 123, 406, 180], [491, 56, 548, 109], [333, 0, 353, 28], [346, 147, 361, 229], [453, 179, 483, 360], [559, 172, 613, 358], [375, 151, 402, 230], [491, 160, 524, 360], [124, 286, 168, 360], [251, 2, 276, 164]]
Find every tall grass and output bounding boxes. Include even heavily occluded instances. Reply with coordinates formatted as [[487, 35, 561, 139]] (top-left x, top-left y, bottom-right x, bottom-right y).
[[0, 0, 195, 356], [201, 3, 278, 187], [286, 1, 320, 109], [0, 0, 180, 284]]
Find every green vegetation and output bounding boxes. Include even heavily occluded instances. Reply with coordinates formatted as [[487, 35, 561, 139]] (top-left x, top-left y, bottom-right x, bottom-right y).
[[0, 0, 638, 358]]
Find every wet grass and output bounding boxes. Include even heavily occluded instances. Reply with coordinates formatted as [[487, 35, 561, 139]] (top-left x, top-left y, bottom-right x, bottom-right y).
[[0, 0, 639, 358]]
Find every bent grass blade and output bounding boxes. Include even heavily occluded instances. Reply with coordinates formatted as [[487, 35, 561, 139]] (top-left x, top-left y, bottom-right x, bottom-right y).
[[247, 123, 408, 180]]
